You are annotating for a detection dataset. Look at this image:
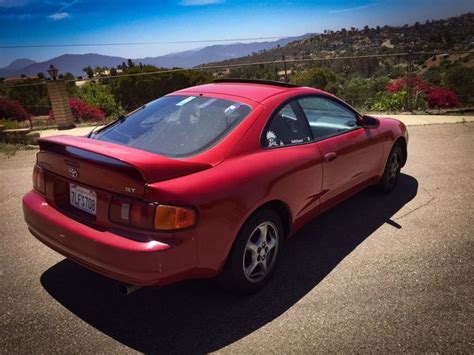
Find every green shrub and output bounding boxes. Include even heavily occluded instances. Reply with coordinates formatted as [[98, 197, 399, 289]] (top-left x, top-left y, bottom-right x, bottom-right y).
[[75, 82, 124, 119], [443, 64, 474, 106], [109, 69, 213, 111], [0, 118, 22, 129], [368, 90, 408, 111], [338, 75, 390, 109], [291, 66, 339, 92], [369, 90, 429, 112]]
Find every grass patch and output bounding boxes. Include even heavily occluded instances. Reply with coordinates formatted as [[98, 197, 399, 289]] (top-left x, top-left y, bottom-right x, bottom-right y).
[[0, 143, 37, 158], [0, 118, 24, 130]]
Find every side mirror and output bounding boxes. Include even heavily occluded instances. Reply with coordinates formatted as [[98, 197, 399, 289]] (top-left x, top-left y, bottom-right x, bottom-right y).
[[361, 115, 379, 127]]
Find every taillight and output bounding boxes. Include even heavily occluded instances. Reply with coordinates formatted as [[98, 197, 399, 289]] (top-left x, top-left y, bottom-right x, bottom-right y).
[[33, 165, 46, 194], [154, 205, 197, 231], [109, 197, 197, 231], [109, 197, 155, 229]]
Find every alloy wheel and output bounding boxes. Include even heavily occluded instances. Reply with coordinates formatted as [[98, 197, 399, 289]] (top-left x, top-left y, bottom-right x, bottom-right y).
[[388, 151, 401, 185], [242, 221, 279, 283]]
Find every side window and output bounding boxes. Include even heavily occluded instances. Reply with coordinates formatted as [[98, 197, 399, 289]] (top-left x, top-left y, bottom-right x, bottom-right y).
[[298, 97, 359, 141], [264, 103, 312, 148]]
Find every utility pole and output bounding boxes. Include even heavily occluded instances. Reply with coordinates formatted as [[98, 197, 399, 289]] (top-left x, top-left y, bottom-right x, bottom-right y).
[[282, 56, 288, 83], [406, 51, 413, 112]]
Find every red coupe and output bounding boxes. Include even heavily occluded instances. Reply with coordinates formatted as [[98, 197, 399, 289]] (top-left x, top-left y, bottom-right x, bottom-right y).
[[22, 79, 408, 294]]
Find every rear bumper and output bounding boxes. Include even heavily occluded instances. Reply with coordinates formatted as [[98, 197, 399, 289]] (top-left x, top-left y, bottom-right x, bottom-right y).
[[22, 190, 197, 286]]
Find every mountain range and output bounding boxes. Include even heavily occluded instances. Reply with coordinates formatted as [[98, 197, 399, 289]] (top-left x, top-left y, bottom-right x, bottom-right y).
[[0, 34, 311, 78]]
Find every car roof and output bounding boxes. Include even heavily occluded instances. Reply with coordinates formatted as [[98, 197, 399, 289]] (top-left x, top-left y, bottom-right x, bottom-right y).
[[173, 81, 319, 103]]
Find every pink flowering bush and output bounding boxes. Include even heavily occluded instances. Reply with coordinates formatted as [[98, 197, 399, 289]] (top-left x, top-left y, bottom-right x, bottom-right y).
[[385, 76, 429, 94], [424, 87, 460, 109], [385, 75, 460, 109], [49, 98, 105, 122], [0, 99, 30, 121]]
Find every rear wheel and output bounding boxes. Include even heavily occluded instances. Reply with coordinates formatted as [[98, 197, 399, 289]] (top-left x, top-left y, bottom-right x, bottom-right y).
[[219, 209, 283, 294], [377, 144, 403, 193]]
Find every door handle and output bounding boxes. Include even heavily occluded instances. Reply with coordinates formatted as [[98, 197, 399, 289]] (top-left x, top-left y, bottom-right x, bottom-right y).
[[324, 152, 337, 162]]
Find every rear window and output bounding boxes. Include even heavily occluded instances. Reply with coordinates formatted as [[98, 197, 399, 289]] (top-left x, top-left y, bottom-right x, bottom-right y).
[[93, 95, 252, 157]]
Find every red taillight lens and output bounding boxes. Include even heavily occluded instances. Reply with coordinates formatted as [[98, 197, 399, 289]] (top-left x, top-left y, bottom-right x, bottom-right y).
[[33, 165, 46, 194], [130, 201, 156, 229], [109, 197, 155, 229], [109, 197, 197, 231]]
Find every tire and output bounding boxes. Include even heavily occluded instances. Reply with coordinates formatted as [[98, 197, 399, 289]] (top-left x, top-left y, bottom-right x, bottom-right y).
[[377, 144, 403, 193], [218, 209, 283, 295]]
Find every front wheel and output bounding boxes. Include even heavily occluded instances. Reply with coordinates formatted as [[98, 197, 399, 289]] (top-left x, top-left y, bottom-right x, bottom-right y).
[[218, 209, 283, 294], [377, 144, 403, 193]]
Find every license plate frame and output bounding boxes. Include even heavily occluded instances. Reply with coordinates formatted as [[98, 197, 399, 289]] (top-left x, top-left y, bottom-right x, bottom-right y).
[[69, 183, 97, 215]]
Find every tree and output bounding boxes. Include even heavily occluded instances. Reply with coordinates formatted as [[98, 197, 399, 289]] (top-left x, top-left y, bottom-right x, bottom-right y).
[[62, 72, 75, 81], [291, 66, 339, 93], [443, 64, 474, 105], [127, 59, 135, 68], [109, 67, 212, 111], [337, 75, 390, 108], [83, 66, 94, 79], [75, 81, 124, 119], [61, 72, 77, 94], [37, 72, 45, 79], [1, 78, 50, 115]]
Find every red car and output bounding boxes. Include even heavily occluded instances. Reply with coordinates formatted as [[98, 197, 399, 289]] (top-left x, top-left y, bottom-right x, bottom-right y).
[[22, 79, 408, 294]]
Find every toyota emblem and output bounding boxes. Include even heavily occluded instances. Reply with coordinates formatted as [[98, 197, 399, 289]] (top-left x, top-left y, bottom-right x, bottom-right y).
[[69, 167, 78, 178]]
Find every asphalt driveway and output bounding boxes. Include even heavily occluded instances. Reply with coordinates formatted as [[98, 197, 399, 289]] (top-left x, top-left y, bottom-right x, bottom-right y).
[[0, 123, 473, 354]]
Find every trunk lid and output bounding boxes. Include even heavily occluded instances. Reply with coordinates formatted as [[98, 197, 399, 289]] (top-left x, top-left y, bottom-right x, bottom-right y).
[[37, 135, 212, 199]]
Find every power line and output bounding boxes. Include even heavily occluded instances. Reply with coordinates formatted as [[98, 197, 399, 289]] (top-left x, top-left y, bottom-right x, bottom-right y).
[[1, 50, 472, 89], [0, 36, 291, 49]]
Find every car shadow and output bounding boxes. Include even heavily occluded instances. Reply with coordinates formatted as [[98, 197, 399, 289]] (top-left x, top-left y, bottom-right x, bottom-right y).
[[40, 174, 418, 354]]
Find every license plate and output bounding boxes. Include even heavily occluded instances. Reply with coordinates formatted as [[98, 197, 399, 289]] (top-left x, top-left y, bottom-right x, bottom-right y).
[[70, 183, 97, 215]]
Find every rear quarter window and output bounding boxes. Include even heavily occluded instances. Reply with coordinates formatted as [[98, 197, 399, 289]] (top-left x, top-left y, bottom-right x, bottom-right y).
[[94, 96, 252, 157]]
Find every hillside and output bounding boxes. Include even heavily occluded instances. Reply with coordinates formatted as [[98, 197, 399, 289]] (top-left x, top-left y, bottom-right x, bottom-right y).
[[0, 59, 37, 78], [138, 34, 311, 68], [204, 13, 474, 66], [0, 54, 127, 78], [0, 34, 310, 78]]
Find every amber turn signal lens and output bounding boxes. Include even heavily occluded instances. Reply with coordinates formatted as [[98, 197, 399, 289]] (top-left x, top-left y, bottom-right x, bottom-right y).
[[154, 205, 197, 230]]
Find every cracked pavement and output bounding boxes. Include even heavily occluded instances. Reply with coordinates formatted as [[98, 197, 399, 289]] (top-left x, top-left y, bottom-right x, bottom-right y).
[[0, 123, 473, 354]]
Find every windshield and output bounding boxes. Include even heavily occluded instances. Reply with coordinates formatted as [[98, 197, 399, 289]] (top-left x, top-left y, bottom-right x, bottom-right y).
[[93, 95, 252, 158]]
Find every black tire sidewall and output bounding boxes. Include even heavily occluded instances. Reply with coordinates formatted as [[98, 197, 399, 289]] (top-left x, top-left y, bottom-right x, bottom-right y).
[[220, 209, 284, 294], [379, 145, 402, 192]]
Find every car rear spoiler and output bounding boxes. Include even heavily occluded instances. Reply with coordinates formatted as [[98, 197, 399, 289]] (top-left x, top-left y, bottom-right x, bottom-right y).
[[37, 135, 212, 183]]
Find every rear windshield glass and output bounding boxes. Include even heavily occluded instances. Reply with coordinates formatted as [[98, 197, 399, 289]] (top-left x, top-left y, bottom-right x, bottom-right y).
[[93, 95, 252, 157]]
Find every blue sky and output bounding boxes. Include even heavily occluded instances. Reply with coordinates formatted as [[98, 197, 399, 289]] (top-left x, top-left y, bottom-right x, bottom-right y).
[[0, 0, 473, 67]]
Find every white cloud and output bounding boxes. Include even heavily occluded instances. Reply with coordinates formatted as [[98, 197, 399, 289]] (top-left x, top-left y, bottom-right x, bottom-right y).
[[56, 0, 78, 13], [48, 11, 69, 20], [47, 0, 77, 21], [181, 0, 224, 5], [329, 4, 375, 14]]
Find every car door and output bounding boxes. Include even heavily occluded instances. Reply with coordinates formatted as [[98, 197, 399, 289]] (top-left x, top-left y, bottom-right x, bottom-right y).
[[297, 96, 383, 207], [262, 101, 324, 221]]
